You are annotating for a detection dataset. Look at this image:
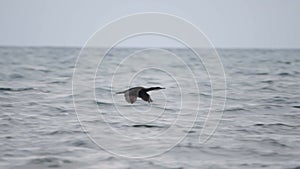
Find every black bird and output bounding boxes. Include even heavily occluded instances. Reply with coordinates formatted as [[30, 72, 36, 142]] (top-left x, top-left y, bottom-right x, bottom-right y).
[[116, 87, 165, 104]]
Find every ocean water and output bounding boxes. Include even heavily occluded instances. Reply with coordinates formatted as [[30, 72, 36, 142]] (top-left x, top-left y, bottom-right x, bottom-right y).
[[0, 47, 300, 169]]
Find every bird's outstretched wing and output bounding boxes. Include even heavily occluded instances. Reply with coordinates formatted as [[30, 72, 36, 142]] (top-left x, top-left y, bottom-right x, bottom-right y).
[[123, 88, 143, 104], [124, 91, 137, 103]]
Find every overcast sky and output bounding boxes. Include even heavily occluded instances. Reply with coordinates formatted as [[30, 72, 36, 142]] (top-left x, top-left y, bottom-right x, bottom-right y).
[[0, 0, 299, 48]]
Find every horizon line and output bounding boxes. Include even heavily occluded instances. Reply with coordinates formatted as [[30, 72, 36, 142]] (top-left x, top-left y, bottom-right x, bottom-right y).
[[0, 45, 299, 50]]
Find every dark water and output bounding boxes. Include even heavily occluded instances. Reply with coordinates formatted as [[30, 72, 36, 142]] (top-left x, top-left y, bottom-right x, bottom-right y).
[[0, 47, 300, 169]]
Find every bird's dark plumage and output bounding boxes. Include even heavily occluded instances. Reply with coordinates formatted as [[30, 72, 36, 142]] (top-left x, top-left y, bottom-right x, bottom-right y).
[[116, 86, 165, 104]]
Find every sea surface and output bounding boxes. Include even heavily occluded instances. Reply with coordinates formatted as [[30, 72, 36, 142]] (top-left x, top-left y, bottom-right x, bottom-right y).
[[0, 47, 300, 169]]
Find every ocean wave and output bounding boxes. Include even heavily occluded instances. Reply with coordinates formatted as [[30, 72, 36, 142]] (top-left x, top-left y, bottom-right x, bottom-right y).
[[289, 166, 300, 169], [129, 124, 165, 128], [28, 156, 72, 168], [9, 73, 24, 79], [46, 130, 84, 135], [255, 72, 269, 75], [260, 138, 290, 148], [95, 100, 114, 105], [69, 140, 89, 147], [260, 86, 278, 91], [254, 123, 299, 128], [261, 80, 274, 84], [224, 106, 248, 112], [277, 60, 292, 65], [22, 66, 51, 73], [277, 72, 294, 76], [0, 87, 34, 92]]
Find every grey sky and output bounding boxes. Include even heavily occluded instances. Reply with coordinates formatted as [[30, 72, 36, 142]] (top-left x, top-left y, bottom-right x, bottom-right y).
[[0, 0, 299, 48]]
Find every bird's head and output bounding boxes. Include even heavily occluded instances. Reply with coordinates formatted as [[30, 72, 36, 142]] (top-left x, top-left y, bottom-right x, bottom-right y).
[[153, 87, 165, 90]]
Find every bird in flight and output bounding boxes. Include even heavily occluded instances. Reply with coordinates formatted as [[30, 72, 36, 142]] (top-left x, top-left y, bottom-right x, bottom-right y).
[[116, 87, 165, 104]]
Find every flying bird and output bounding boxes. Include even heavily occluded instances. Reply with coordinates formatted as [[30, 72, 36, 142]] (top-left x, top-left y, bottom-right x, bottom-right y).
[[116, 87, 165, 104]]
